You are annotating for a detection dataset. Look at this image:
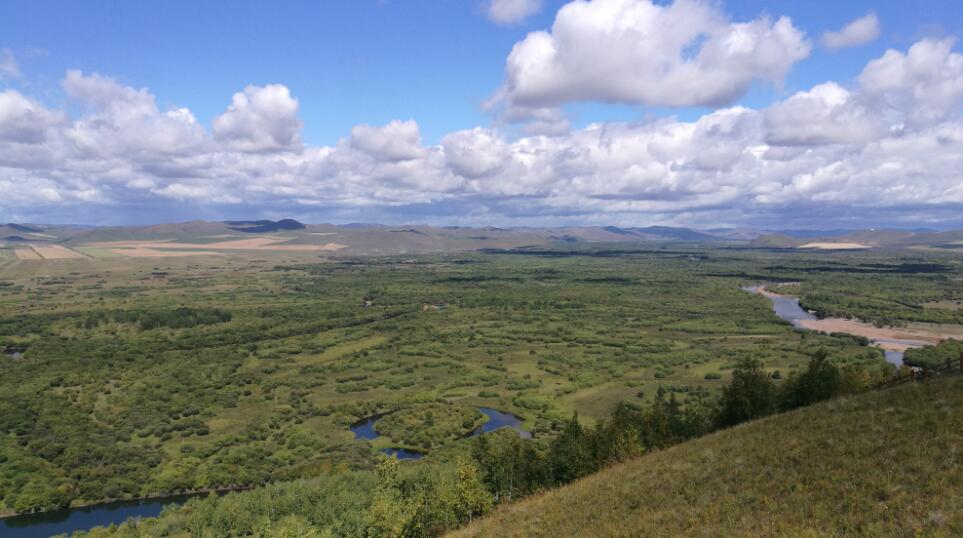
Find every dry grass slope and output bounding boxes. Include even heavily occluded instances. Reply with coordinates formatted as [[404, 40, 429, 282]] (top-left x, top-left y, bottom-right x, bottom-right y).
[[452, 377, 963, 538]]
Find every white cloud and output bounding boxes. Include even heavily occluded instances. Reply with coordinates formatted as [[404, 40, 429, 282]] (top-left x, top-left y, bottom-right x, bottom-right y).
[[486, 0, 543, 25], [495, 0, 810, 121], [859, 39, 963, 127], [2, 39, 963, 229], [822, 12, 880, 50], [62, 70, 206, 157], [0, 48, 21, 79], [764, 83, 883, 146], [213, 84, 302, 152], [442, 128, 510, 178], [350, 119, 424, 161], [0, 90, 63, 143]]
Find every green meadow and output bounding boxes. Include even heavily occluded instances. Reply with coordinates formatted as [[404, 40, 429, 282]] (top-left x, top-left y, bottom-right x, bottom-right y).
[[0, 245, 959, 529]]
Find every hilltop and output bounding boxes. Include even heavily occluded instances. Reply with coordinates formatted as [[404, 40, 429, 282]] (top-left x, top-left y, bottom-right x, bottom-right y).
[[452, 376, 963, 537]]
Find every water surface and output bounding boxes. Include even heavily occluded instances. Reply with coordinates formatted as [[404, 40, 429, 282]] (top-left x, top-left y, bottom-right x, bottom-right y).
[[349, 406, 533, 459], [379, 447, 424, 459], [473, 407, 532, 439], [744, 284, 907, 366], [1, 494, 205, 538]]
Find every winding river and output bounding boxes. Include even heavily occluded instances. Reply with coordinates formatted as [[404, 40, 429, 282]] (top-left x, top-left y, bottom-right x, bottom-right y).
[[2, 407, 533, 536], [743, 284, 922, 366], [350, 406, 532, 460]]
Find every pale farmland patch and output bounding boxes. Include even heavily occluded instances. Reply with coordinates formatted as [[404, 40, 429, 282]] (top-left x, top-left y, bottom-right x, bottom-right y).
[[14, 248, 42, 260], [798, 242, 870, 250], [73, 247, 125, 259], [108, 248, 225, 258], [87, 237, 348, 252], [31, 245, 88, 259]]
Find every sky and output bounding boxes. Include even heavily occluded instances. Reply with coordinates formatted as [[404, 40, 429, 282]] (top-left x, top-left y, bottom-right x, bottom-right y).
[[1, 0, 962, 229]]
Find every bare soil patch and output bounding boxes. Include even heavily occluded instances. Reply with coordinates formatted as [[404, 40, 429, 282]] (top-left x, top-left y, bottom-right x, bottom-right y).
[[798, 242, 870, 250], [797, 318, 963, 351], [108, 248, 224, 258], [32, 245, 88, 259], [89, 237, 347, 252], [14, 248, 41, 260]]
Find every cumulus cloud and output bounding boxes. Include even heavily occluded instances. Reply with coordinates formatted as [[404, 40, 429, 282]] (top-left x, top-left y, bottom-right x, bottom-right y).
[[213, 84, 302, 152], [486, 0, 542, 25], [859, 39, 963, 127], [350, 119, 424, 161], [0, 90, 63, 143], [442, 128, 509, 178], [2, 38, 963, 229], [822, 12, 880, 50], [494, 0, 810, 123], [0, 48, 21, 79], [763, 83, 884, 146], [61, 70, 206, 157]]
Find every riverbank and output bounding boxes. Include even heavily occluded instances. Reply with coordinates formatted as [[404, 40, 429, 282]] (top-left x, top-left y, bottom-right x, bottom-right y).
[[795, 318, 960, 351], [747, 284, 963, 362], [0, 485, 249, 521]]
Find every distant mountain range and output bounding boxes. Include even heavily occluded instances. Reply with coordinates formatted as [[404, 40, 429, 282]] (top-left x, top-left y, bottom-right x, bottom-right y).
[[2, 220, 961, 255]]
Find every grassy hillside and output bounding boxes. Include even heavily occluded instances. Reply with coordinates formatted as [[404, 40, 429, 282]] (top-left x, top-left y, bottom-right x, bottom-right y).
[[452, 376, 963, 538]]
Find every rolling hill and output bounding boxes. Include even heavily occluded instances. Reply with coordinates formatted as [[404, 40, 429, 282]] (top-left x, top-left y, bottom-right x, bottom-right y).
[[4, 220, 962, 258], [750, 229, 963, 251], [452, 376, 963, 537]]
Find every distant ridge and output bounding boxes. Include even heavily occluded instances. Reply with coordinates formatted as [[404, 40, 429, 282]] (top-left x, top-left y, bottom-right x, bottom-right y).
[[633, 225, 720, 241], [7, 223, 43, 233], [5, 220, 960, 255], [225, 219, 306, 233], [601, 226, 637, 236]]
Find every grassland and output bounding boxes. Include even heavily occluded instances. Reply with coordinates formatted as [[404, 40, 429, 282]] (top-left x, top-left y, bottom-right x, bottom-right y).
[[0, 244, 958, 520], [452, 375, 963, 538]]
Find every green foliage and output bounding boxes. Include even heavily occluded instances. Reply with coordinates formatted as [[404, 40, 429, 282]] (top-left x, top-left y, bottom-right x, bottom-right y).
[[715, 358, 776, 427], [0, 246, 942, 520], [549, 414, 594, 484], [375, 404, 484, 450], [80, 306, 232, 331], [454, 377, 963, 537], [779, 271, 963, 325], [903, 338, 963, 368], [779, 349, 841, 410], [82, 352, 897, 537]]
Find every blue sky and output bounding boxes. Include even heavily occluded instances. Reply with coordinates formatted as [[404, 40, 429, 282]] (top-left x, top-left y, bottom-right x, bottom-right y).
[[1, 0, 963, 228], [5, 0, 960, 143]]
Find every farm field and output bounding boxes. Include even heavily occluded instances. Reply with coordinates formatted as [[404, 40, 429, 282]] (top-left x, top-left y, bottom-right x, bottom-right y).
[[0, 244, 960, 523]]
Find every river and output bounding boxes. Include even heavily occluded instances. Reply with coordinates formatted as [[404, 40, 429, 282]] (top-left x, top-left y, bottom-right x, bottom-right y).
[[350, 406, 532, 460], [0, 493, 209, 538], [743, 284, 912, 366]]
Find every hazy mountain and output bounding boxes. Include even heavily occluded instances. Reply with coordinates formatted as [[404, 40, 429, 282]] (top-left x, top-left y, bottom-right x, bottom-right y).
[[4, 219, 960, 255]]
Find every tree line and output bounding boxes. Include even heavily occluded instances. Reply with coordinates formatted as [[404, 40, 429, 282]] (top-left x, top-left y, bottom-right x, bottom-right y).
[[470, 350, 886, 512]]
